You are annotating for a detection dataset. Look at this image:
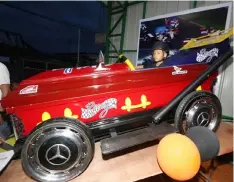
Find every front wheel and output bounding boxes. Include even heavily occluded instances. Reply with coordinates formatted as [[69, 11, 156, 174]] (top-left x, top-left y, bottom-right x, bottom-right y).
[[21, 117, 94, 182], [175, 91, 222, 134]]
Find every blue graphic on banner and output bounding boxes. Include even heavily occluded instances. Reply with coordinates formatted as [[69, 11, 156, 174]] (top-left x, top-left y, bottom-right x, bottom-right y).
[[155, 26, 168, 34]]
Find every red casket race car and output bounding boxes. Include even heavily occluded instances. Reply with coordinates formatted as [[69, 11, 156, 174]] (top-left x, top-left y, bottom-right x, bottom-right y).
[[1, 30, 233, 182]]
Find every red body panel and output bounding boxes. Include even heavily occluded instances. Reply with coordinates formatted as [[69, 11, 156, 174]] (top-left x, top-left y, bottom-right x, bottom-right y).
[[1, 63, 217, 135]]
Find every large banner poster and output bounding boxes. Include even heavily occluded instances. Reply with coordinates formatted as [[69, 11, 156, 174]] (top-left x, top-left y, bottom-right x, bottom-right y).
[[136, 2, 232, 67]]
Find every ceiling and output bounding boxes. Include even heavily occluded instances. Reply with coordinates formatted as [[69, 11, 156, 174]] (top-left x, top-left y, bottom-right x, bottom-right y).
[[0, 1, 107, 54]]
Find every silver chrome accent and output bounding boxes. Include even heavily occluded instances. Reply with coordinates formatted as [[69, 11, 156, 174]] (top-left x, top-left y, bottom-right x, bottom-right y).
[[46, 144, 71, 166], [23, 122, 93, 182], [197, 112, 209, 126], [186, 97, 219, 131]]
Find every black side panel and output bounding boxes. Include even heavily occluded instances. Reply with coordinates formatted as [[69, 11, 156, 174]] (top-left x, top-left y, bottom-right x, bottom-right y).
[[87, 108, 175, 141], [100, 122, 177, 155]]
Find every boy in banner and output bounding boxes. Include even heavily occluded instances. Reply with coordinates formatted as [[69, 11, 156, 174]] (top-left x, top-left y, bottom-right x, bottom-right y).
[[137, 41, 170, 69]]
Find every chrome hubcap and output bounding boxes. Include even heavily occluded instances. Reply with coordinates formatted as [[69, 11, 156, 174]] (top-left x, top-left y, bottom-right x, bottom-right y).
[[25, 123, 92, 182], [185, 97, 217, 130]]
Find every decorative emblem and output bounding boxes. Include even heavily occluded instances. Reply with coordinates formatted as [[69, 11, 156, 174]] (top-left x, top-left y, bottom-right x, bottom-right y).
[[46, 144, 71, 166], [172, 66, 188, 75], [64, 68, 73, 74], [38, 108, 79, 126], [81, 98, 117, 119], [19, 85, 38, 95], [196, 48, 219, 63], [121, 95, 151, 112], [197, 112, 210, 126]]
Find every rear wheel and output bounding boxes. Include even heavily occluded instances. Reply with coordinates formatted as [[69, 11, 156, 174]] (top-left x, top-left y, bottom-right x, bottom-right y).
[[21, 117, 94, 182], [175, 91, 222, 134]]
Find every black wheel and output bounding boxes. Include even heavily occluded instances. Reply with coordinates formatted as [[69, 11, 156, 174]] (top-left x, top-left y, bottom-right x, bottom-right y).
[[175, 91, 222, 134], [21, 117, 94, 182]]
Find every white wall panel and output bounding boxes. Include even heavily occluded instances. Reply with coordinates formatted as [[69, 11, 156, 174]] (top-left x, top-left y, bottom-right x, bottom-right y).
[[197, 1, 220, 7], [218, 56, 233, 116], [124, 4, 143, 50], [166, 1, 180, 13], [178, 1, 192, 11], [218, 1, 233, 116], [145, 1, 191, 18], [145, 1, 168, 18], [219, 1, 233, 116], [109, 9, 122, 63]]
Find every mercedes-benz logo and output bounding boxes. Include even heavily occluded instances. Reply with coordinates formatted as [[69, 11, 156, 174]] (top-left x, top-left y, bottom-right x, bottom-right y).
[[197, 112, 210, 126], [45, 144, 71, 166]]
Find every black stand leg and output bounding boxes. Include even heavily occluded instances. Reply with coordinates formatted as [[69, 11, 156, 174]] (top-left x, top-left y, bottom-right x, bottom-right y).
[[197, 159, 217, 182]]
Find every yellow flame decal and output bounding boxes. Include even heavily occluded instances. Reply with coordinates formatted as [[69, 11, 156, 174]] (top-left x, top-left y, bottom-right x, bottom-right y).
[[64, 108, 78, 119], [42, 112, 51, 121], [37, 108, 78, 126], [121, 95, 151, 112]]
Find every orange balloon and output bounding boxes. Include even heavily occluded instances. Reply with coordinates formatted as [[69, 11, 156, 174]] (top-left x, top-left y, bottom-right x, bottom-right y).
[[157, 133, 201, 181]]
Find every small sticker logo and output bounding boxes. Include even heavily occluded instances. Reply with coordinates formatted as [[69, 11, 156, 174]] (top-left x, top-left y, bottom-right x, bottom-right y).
[[64, 68, 73, 74], [196, 48, 219, 63], [172, 66, 188, 75], [19, 85, 38, 95], [81, 98, 117, 119]]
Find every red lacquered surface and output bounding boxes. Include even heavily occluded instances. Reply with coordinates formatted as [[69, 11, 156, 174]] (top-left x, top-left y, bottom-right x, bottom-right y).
[[1, 63, 217, 135]]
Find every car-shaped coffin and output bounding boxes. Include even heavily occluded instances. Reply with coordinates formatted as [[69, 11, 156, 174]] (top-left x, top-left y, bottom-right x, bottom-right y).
[[1, 30, 232, 182], [2, 61, 218, 136]]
